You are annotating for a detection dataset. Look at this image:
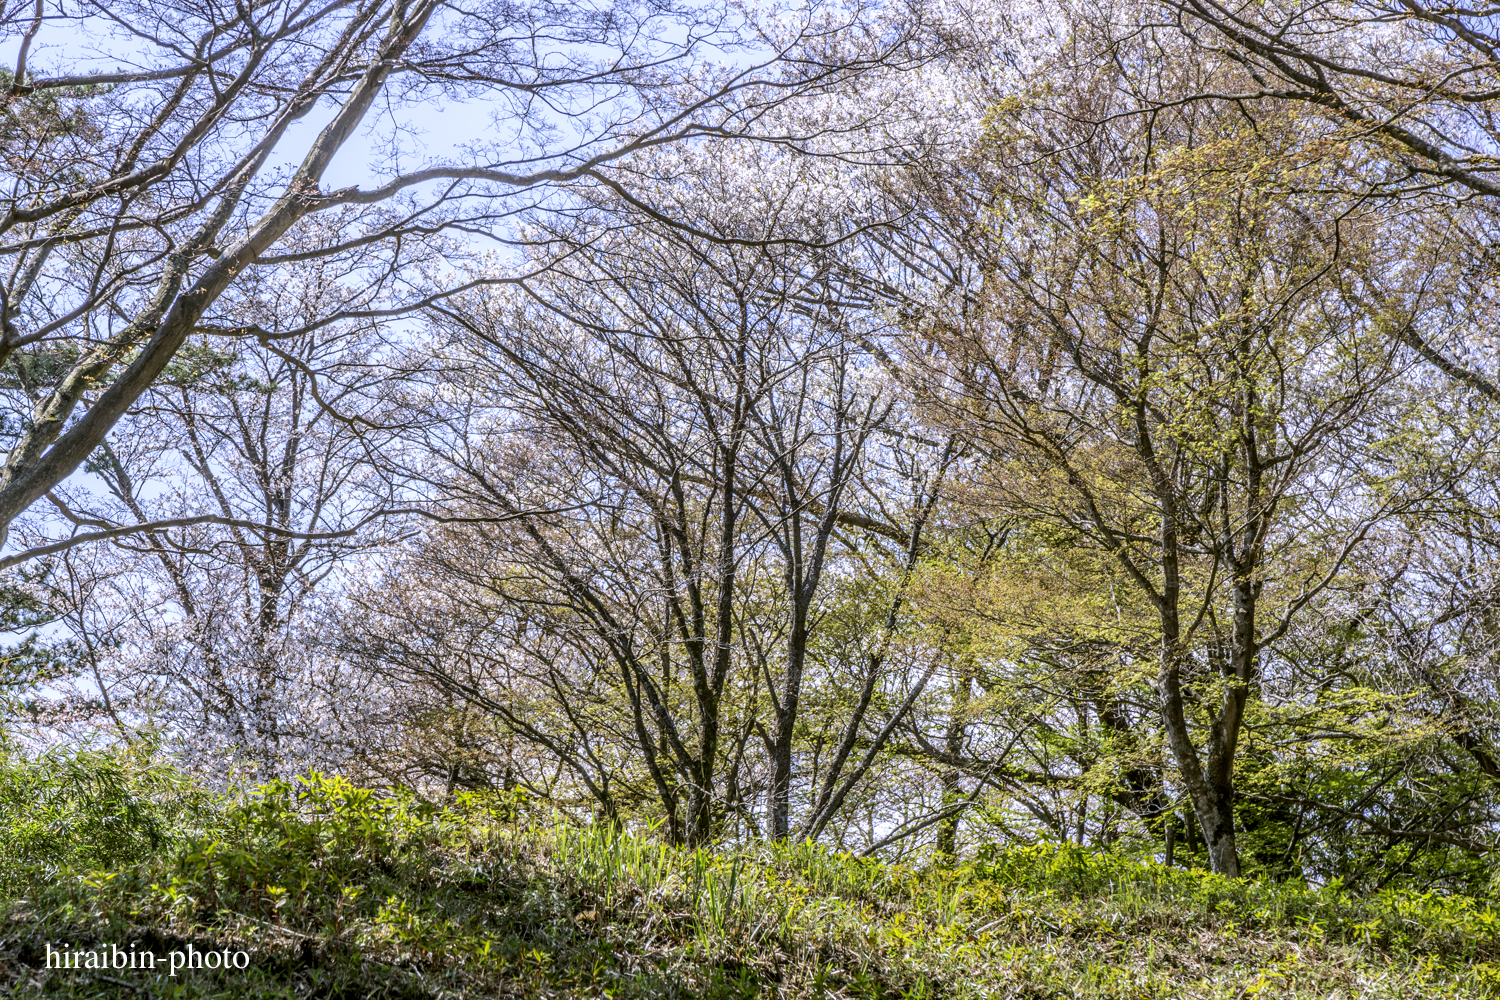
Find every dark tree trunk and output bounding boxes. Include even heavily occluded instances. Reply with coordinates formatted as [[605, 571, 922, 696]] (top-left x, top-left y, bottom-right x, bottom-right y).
[[935, 661, 973, 861]]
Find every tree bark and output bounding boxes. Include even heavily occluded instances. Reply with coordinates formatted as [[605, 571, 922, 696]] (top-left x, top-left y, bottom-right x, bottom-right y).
[[935, 658, 973, 861]]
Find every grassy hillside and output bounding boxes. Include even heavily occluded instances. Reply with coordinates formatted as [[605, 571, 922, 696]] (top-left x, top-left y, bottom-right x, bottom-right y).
[[1, 745, 1498, 999]]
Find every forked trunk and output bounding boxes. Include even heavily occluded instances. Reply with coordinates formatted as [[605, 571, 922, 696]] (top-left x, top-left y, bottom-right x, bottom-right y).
[[1194, 783, 1240, 878], [1158, 649, 1243, 877]]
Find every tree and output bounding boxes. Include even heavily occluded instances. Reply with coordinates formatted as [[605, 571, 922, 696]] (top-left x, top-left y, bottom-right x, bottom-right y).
[[1110, 0, 1500, 402], [331, 132, 958, 843], [894, 81, 1451, 873], [0, 0, 920, 556], [12, 299, 397, 771], [1151, 0, 1500, 199]]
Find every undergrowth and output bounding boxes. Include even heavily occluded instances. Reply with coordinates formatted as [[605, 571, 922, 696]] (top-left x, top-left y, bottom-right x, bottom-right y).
[[1, 743, 1498, 998]]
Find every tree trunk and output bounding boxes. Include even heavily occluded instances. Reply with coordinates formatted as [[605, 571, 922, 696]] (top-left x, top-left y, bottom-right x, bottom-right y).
[[769, 631, 805, 840], [1197, 786, 1241, 878], [936, 659, 973, 861], [1158, 645, 1242, 877]]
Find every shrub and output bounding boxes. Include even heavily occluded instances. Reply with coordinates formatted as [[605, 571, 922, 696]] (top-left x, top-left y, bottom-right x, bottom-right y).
[[0, 735, 198, 893]]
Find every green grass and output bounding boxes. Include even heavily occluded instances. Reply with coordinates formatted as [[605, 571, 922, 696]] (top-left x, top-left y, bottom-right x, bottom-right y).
[[2, 744, 1499, 998]]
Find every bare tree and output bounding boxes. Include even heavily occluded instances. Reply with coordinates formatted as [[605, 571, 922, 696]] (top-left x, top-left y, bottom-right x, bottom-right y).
[[18, 263, 401, 770], [326, 132, 963, 839], [0, 0, 921, 555]]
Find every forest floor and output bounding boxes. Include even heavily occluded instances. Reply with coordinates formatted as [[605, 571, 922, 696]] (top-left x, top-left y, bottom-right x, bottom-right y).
[[1, 756, 1498, 999]]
